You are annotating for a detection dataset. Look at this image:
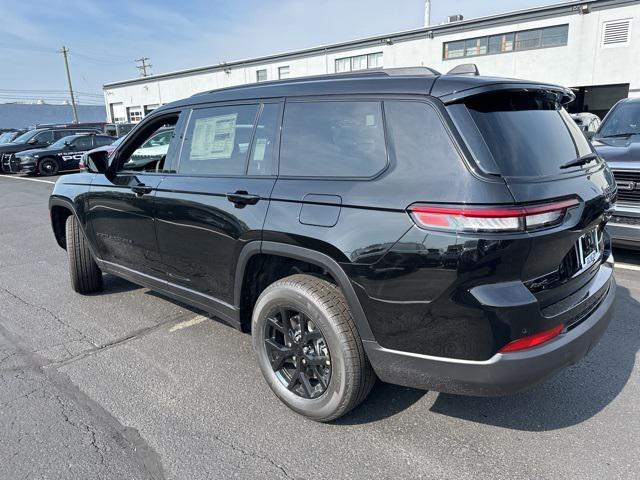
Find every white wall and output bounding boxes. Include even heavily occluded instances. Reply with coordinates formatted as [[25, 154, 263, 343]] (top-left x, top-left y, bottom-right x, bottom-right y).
[[104, 3, 639, 122]]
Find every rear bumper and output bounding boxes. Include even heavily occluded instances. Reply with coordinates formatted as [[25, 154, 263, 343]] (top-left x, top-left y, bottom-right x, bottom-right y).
[[365, 268, 616, 396], [607, 203, 640, 249]]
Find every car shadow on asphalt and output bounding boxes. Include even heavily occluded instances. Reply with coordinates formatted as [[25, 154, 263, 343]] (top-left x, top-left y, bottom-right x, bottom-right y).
[[339, 285, 637, 429], [90, 274, 143, 295]]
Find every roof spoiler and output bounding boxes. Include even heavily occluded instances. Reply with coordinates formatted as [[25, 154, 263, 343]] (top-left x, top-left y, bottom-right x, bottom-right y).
[[446, 64, 480, 76]]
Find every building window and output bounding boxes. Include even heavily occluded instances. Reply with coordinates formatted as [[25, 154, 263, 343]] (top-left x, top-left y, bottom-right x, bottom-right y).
[[256, 69, 267, 83], [127, 107, 143, 123], [335, 57, 351, 72], [335, 52, 383, 73], [443, 24, 568, 59], [367, 52, 383, 68], [278, 66, 290, 79]]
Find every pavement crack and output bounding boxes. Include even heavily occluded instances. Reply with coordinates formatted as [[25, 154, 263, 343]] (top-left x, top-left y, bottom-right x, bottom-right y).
[[209, 432, 295, 479], [48, 311, 197, 369], [0, 387, 42, 408], [0, 322, 165, 480], [0, 286, 98, 348]]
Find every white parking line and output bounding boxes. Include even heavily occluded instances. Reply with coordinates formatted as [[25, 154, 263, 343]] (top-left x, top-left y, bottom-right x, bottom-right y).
[[616, 262, 640, 272], [0, 175, 55, 185], [169, 316, 208, 332]]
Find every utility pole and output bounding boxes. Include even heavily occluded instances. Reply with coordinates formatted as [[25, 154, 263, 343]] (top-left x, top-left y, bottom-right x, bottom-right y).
[[135, 57, 152, 77], [60, 46, 79, 124], [424, 0, 431, 27]]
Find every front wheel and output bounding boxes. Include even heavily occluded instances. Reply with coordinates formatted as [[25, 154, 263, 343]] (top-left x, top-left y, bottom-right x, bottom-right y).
[[65, 215, 103, 294], [38, 157, 59, 176], [252, 274, 375, 422]]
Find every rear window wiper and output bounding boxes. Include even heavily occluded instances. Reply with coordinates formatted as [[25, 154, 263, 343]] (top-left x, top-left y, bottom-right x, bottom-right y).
[[560, 153, 599, 169]]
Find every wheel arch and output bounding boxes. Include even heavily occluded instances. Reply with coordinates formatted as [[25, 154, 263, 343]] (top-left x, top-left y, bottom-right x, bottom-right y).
[[234, 241, 375, 342], [49, 197, 80, 250]]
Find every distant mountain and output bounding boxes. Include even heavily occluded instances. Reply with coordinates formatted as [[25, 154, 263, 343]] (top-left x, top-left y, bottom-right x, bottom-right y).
[[0, 103, 107, 129]]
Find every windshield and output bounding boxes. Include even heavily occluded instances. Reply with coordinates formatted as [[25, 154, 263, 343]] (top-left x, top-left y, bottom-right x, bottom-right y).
[[0, 132, 13, 143], [458, 90, 593, 177], [598, 101, 640, 137], [49, 135, 78, 149], [11, 130, 39, 144], [140, 130, 172, 149]]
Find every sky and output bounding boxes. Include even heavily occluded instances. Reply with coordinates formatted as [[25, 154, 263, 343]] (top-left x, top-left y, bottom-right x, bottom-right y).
[[0, 0, 568, 104]]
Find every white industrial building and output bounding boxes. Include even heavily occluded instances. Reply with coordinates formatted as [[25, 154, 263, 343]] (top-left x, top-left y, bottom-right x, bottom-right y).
[[103, 0, 639, 123]]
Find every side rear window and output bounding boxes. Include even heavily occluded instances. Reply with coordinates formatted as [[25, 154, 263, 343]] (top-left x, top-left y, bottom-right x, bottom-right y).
[[179, 104, 259, 175], [279, 101, 386, 177], [384, 100, 465, 175]]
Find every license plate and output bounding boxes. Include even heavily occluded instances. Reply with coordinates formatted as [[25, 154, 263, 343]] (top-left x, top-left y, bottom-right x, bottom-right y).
[[576, 228, 601, 271]]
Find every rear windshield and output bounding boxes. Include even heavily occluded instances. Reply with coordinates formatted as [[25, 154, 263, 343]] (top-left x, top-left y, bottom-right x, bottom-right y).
[[456, 91, 593, 177]]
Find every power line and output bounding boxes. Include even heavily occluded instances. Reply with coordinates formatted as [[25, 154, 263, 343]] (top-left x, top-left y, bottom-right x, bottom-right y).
[[0, 89, 103, 97], [135, 56, 152, 77]]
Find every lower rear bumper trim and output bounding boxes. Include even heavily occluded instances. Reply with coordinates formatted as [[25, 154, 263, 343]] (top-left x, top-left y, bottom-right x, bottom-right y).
[[364, 277, 616, 396]]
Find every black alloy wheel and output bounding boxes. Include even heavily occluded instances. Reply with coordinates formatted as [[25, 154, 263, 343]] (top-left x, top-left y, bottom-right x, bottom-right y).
[[264, 307, 331, 399], [39, 158, 59, 176]]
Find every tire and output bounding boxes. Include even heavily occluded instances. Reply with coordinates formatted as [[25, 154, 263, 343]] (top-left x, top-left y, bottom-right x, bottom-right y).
[[38, 157, 59, 176], [65, 215, 103, 294], [252, 274, 376, 422]]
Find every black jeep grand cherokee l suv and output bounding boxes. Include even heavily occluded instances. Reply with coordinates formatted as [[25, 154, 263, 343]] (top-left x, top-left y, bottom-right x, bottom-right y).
[[49, 68, 617, 421]]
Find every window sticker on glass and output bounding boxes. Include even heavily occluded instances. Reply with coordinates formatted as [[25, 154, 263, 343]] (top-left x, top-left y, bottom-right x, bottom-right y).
[[190, 113, 238, 161], [253, 138, 267, 161]]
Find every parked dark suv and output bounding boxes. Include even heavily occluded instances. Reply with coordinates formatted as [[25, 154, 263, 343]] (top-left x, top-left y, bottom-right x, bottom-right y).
[[592, 97, 640, 248], [11, 133, 116, 176], [49, 68, 617, 421], [1, 125, 101, 173]]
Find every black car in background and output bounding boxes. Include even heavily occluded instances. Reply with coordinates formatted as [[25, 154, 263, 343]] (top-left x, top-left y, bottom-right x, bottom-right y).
[[0, 129, 27, 144], [1, 125, 102, 173], [592, 97, 640, 249], [11, 133, 115, 176], [50, 68, 616, 421]]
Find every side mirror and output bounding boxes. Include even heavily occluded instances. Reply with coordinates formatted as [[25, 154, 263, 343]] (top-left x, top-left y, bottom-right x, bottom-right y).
[[27, 138, 38, 145], [85, 150, 109, 174]]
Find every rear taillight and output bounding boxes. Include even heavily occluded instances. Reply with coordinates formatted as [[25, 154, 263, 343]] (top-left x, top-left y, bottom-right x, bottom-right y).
[[499, 324, 564, 353], [408, 199, 579, 233]]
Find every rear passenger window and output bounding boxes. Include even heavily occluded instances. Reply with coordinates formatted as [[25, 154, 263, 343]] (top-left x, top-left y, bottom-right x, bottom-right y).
[[248, 103, 280, 175], [72, 136, 93, 150], [53, 130, 69, 140], [179, 104, 259, 175], [94, 137, 114, 147], [280, 101, 386, 177]]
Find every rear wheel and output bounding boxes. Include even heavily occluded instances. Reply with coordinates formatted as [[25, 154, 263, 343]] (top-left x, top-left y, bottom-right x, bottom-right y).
[[252, 274, 375, 422], [65, 215, 103, 294], [38, 157, 59, 176]]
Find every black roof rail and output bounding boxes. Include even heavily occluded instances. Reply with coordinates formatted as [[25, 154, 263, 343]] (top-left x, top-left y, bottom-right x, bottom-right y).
[[446, 64, 480, 76], [193, 67, 442, 97]]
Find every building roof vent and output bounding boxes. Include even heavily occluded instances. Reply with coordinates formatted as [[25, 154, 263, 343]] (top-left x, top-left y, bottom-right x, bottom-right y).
[[447, 14, 464, 23], [602, 19, 631, 47]]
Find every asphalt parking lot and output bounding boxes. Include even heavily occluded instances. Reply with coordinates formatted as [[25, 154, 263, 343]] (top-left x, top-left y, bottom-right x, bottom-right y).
[[1, 173, 639, 480]]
